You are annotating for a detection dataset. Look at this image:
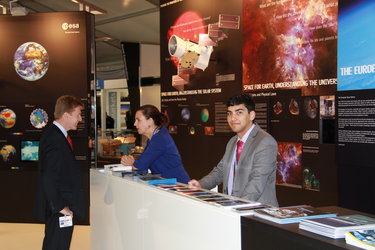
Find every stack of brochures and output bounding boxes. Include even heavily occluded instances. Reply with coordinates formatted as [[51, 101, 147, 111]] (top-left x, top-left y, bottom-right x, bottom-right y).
[[299, 214, 375, 238], [119, 169, 148, 177], [231, 204, 274, 215], [156, 184, 261, 209], [345, 229, 375, 249], [134, 175, 177, 186], [252, 205, 337, 224]]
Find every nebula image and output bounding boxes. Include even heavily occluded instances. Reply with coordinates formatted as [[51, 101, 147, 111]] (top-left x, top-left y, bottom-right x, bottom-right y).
[[204, 126, 214, 135], [243, 0, 337, 95], [303, 168, 320, 191], [276, 142, 302, 188]]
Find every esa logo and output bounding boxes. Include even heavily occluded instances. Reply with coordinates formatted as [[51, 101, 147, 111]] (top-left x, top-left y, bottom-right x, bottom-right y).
[[61, 22, 80, 31]]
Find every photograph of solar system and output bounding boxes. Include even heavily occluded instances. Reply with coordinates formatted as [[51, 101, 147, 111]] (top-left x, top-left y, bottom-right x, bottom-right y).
[[242, 0, 338, 96], [338, 0, 375, 91], [276, 142, 303, 188]]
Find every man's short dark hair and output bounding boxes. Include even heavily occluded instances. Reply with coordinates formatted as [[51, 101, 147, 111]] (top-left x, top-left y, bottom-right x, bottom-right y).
[[226, 93, 255, 112]]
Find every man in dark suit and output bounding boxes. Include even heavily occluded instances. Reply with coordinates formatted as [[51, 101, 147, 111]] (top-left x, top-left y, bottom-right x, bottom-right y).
[[34, 95, 86, 250], [189, 93, 278, 207]]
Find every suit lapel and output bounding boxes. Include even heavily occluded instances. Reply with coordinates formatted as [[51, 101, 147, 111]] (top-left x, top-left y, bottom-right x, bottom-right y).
[[225, 138, 237, 183], [51, 124, 74, 153]]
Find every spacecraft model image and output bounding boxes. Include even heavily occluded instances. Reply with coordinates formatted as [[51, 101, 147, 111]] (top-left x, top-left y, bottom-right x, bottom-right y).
[[168, 14, 240, 90]]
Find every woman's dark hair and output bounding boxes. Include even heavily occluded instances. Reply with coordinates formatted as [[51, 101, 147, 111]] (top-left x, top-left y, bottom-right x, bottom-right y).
[[137, 105, 168, 127], [226, 93, 255, 112]]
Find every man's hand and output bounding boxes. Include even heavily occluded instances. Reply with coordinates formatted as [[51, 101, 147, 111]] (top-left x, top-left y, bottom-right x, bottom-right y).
[[188, 179, 202, 189], [60, 206, 73, 217]]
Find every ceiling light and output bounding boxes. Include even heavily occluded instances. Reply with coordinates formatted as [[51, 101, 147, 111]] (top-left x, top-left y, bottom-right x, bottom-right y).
[[70, 0, 107, 15], [95, 36, 113, 42], [0, 4, 7, 15], [10, 0, 28, 16]]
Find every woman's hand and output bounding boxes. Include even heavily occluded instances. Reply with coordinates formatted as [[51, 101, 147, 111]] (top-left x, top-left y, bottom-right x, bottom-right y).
[[121, 155, 136, 169]]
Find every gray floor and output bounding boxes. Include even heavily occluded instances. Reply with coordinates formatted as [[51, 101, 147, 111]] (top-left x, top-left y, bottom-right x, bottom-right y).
[[0, 223, 90, 250]]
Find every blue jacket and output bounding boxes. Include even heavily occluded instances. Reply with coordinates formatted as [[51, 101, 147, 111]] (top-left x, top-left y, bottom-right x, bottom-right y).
[[134, 126, 190, 184]]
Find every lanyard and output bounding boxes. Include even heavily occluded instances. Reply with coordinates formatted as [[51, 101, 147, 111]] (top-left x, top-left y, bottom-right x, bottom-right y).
[[150, 127, 160, 140]]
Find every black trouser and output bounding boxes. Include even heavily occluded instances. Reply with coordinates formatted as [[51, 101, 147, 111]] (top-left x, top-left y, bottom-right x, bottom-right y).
[[42, 213, 74, 250]]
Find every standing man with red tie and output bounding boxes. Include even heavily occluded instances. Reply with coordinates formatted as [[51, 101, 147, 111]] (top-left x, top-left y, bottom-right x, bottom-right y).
[[34, 95, 86, 250], [189, 93, 279, 207]]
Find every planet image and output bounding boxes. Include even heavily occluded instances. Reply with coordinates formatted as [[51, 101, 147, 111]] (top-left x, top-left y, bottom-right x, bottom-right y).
[[0, 108, 16, 128], [0, 145, 16, 162], [181, 108, 190, 122], [14, 42, 49, 81], [201, 108, 209, 122], [30, 108, 48, 128]]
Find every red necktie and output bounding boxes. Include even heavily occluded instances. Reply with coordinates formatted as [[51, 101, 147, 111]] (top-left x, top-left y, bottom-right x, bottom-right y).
[[67, 135, 74, 150], [234, 140, 244, 176]]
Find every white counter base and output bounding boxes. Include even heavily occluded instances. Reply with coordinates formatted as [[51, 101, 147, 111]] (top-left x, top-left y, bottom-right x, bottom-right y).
[[90, 169, 241, 250]]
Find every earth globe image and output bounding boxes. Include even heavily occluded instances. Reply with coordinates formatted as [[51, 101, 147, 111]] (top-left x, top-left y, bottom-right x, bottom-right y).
[[181, 108, 190, 122], [201, 108, 209, 122], [14, 42, 49, 81], [30, 108, 48, 128], [0, 108, 16, 128], [0, 145, 16, 162]]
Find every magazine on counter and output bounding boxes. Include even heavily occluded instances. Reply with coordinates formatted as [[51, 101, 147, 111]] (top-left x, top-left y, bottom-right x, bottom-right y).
[[253, 205, 337, 224], [299, 214, 375, 238], [345, 229, 375, 249], [231, 204, 274, 215], [212, 199, 261, 209], [134, 175, 177, 186]]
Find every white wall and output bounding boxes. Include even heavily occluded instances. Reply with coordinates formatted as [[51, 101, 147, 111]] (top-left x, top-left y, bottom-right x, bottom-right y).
[[140, 85, 161, 110], [140, 44, 160, 78]]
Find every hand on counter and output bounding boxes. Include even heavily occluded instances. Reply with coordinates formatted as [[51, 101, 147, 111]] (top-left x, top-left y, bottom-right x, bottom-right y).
[[121, 155, 136, 170], [188, 179, 202, 189]]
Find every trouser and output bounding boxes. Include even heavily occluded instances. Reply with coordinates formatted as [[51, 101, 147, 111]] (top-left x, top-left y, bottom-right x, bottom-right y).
[[42, 213, 74, 250]]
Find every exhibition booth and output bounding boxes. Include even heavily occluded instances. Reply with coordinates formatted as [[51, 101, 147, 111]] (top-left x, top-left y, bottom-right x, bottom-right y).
[[0, 0, 375, 249]]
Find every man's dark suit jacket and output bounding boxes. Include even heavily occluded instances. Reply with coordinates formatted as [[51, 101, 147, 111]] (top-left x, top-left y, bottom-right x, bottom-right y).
[[34, 124, 85, 222]]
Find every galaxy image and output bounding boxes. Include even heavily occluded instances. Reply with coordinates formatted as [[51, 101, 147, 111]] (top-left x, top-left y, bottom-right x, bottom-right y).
[[243, 0, 338, 95], [276, 142, 303, 188]]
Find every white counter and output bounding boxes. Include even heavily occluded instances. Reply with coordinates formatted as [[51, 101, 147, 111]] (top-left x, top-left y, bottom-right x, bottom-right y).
[[90, 169, 241, 250]]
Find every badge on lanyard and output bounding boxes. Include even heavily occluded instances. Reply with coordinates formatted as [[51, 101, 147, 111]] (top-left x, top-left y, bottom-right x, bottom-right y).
[[59, 215, 73, 228]]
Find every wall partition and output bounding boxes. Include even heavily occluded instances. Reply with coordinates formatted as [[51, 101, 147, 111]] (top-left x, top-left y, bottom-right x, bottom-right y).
[[0, 11, 94, 223]]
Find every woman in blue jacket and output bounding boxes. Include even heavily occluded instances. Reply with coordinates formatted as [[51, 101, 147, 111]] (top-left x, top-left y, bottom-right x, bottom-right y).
[[121, 105, 190, 183]]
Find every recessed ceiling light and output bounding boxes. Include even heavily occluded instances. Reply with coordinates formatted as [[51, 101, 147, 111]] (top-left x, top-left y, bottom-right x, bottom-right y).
[[95, 37, 113, 42]]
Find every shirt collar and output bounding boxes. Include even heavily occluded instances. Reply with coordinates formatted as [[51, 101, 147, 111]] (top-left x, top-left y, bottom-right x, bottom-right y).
[[53, 121, 68, 137]]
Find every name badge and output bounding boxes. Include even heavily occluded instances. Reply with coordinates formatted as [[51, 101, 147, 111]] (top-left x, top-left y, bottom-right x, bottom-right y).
[[59, 215, 73, 228]]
